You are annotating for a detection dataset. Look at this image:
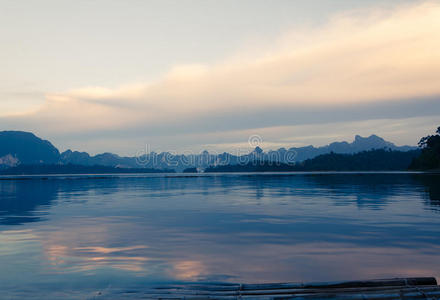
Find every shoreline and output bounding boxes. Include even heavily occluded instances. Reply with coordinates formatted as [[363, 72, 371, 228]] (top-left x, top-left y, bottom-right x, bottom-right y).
[[0, 170, 436, 181]]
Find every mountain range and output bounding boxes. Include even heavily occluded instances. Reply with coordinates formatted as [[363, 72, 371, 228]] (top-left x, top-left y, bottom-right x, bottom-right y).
[[0, 131, 417, 171], [205, 149, 421, 172]]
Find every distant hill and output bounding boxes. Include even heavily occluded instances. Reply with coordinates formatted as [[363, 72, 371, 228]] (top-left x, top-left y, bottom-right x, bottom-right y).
[[409, 126, 440, 171], [0, 131, 418, 172], [205, 149, 421, 172], [285, 134, 416, 162], [183, 167, 198, 173], [296, 149, 420, 171], [0, 164, 174, 175], [0, 131, 60, 168], [60, 150, 137, 168]]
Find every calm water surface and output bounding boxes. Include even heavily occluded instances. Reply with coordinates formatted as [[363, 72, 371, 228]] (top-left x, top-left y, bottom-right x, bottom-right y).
[[0, 173, 439, 298]]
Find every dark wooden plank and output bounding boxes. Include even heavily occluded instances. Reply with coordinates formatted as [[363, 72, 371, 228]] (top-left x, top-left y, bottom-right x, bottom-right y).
[[241, 277, 437, 291], [93, 277, 440, 299], [125, 286, 440, 299]]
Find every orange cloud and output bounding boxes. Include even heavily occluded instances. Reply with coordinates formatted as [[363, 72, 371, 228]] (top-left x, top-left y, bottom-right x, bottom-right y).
[[3, 1, 440, 135]]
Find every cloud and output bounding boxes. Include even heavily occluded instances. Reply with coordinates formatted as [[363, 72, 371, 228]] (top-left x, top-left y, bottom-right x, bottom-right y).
[[1, 1, 440, 151]]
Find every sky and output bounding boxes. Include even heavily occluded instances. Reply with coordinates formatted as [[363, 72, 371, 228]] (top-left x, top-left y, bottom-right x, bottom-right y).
[[1, 0, 439, 155]]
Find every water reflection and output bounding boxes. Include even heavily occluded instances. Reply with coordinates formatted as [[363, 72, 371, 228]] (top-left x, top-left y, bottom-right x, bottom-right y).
[[46, 244, 150, 273], [0, 179, 57, 225], [0, 173, 439, 298], [413, 174, 440, 211]]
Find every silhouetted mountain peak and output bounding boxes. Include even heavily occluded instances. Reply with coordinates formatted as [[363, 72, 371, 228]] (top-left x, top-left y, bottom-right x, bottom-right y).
[[354, 134, 363, 141], [0, 131, 60, 166], [95, 152, 121, 159], [354, 134, 380, 142], [253, 146, 263, 154], [60, 150, 92, 165], [352, 134, 394, 149]]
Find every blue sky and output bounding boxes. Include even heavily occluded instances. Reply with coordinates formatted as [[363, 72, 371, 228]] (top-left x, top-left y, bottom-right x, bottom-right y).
[[1, 0, 439, 155]]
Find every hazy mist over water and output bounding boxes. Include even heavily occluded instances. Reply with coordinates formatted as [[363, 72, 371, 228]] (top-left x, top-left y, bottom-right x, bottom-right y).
[[0, 173, 439, 299]]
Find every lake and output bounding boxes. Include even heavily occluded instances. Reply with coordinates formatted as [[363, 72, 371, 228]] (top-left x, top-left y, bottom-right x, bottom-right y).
[[0, 172, 439, 299]]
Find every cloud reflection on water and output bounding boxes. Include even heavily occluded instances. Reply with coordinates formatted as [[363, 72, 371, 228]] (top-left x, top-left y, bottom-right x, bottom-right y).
[[0, 173, 439, 293]]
